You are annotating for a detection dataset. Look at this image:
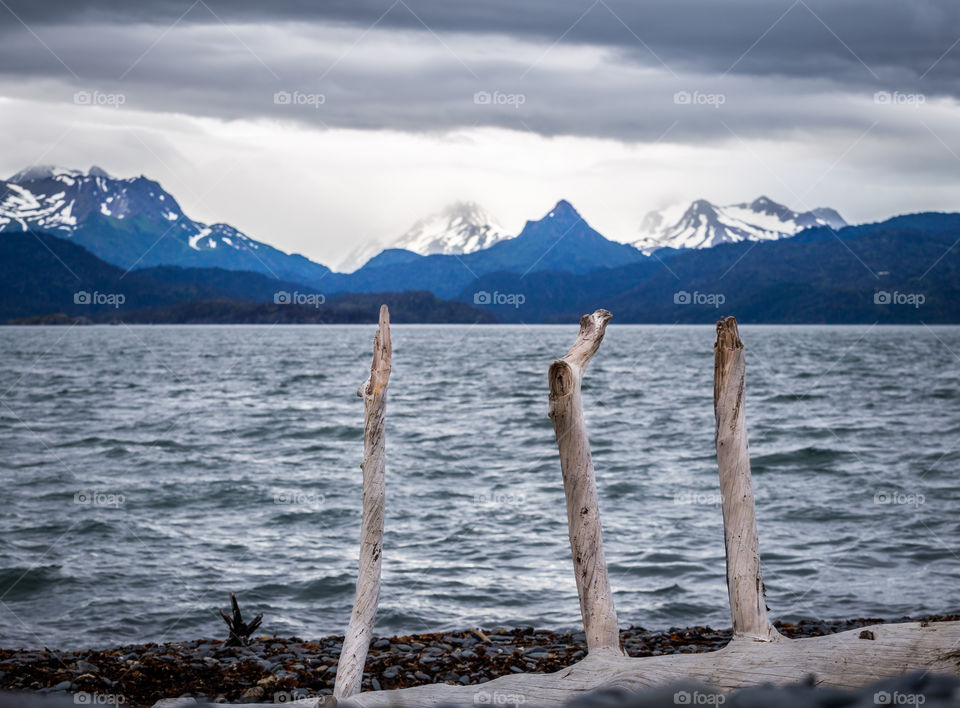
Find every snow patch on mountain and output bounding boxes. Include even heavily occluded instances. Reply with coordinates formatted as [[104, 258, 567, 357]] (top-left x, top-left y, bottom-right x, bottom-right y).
[[633, 196, 847, 253], [338, 201, 511, 272]]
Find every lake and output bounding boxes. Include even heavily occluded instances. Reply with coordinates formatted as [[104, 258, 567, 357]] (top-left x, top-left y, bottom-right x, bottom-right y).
[[0, 324, 957, 648]]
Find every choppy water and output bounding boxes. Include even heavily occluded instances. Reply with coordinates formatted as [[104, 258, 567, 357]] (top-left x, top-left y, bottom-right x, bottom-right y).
[[0, 324, 957, 649]]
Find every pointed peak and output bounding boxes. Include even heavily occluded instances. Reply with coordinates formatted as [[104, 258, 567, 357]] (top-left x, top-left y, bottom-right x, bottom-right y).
[[546, 199, 581, 220], [88, 165, 111, 178], [748, 195, 786, 211], [685, 198, 718, 215]]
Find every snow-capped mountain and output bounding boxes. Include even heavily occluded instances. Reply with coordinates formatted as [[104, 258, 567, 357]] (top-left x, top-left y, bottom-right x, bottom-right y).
[[338, 201, 510, 272], [0, 165, 330, 284], [633, 196, 847, 252]]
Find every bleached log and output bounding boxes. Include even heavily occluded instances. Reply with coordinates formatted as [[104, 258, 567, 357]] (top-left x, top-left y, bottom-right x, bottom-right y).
[[713, 316, 779, 642], [155, 620, 960, 707], [333, 304, 392, 700], [334, 621, 960, 706], [547, 309, 621, 655]]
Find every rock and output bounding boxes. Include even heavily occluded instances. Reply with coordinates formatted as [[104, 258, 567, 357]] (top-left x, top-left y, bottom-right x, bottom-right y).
[[241, 686, 264, 699], [76, 660, 99, 673]]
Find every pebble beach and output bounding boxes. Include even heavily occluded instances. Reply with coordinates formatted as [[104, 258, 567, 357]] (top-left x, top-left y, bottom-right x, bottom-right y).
[[2, 615, 957, 706]]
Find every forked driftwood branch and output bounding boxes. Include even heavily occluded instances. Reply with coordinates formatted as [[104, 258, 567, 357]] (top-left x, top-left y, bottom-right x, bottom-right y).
[[333, 304, 392, 700], [156, 311, 960, 708], [547, 309, 621, 655], [218, 592, 262, 647]]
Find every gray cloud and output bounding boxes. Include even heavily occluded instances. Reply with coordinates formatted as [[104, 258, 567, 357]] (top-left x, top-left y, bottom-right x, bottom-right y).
[[1, 0, 958, 91], [0, 17, 952, 146]]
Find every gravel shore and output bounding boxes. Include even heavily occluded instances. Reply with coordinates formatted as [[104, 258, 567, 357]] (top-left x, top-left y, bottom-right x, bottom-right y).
[[1, 615, 956, 706]]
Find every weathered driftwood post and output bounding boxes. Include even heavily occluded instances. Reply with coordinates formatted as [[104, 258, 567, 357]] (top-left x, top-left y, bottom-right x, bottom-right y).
[[713, 316, 779, 642], [334, 304, 392, 699], [548, 309, 622, 655]]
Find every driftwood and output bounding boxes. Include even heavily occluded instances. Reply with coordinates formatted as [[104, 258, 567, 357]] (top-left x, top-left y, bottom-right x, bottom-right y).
[[156, 311, 960, 708], [713, 316, 780, 643], [218, 592, 262, 647], [333, 305, 393, 700], [548, 309, 622, 654]]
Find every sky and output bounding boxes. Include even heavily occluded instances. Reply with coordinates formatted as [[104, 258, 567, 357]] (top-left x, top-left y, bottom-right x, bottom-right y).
[[1, 0, 959, 267]]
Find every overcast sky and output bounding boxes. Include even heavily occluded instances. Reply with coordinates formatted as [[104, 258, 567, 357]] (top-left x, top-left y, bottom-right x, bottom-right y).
[[1, 0, 958, 266]]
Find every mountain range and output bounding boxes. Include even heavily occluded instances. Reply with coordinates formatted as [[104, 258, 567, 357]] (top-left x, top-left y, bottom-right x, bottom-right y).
[[3, 165, 959, 324], [0, 166, 331, 284]]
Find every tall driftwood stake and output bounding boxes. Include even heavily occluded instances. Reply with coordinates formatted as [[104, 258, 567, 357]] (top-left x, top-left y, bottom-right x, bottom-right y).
[[713, 316, 779, 642], [334, 305, 392, 699], [548, 309, 622, 654]]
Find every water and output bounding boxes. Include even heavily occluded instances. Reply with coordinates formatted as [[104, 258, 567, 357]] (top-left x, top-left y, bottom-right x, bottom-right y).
[[0, 324, 957, 649]]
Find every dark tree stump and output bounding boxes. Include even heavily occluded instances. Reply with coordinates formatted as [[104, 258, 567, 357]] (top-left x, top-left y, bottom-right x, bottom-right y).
[[218, 592, 263, 646]]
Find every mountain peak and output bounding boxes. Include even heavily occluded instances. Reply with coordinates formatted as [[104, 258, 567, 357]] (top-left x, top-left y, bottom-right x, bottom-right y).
[[338, 200, 511, 272], [546, 199, 581, 221], [688, 198, 717, 213], [633, 196, 847, 252], [88, 165, 111, 178]]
